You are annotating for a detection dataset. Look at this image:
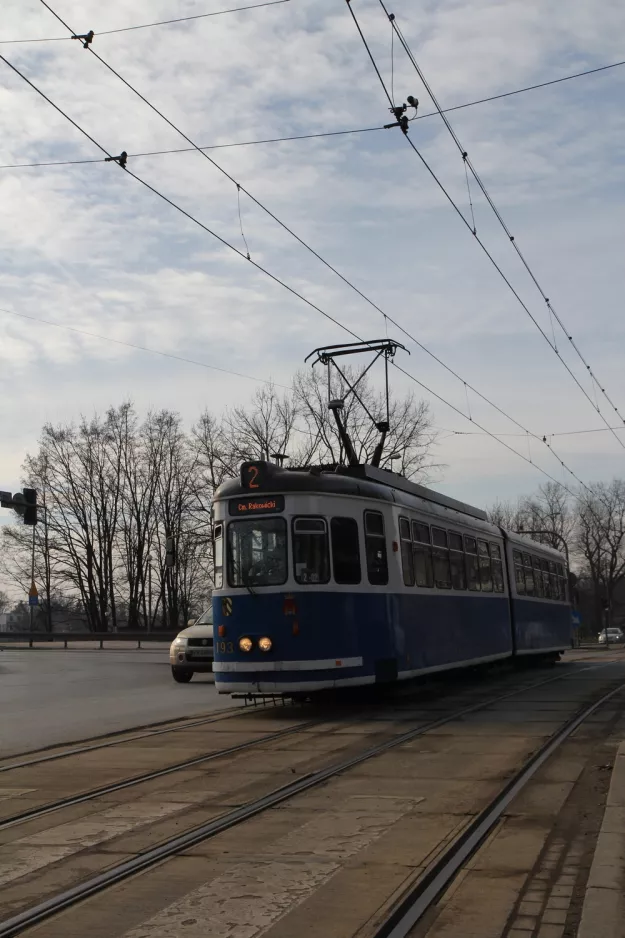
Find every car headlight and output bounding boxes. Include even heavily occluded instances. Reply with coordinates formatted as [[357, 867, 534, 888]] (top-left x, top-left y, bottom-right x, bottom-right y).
[[172, 637, 187, 648], [258, 637, 272, 653], [239, 637, 253, 652]]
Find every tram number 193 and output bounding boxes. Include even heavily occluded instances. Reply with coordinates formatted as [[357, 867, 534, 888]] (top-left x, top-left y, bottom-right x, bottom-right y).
[[216, 641, 234, 654]]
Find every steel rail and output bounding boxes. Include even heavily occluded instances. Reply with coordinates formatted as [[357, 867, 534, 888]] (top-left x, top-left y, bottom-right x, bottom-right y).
[[0, 719, 319, 832], [0, 670, 563, 829], [0, 666, 604, 938], [0, 705, 249, 773], [373, 680, 625, 938]]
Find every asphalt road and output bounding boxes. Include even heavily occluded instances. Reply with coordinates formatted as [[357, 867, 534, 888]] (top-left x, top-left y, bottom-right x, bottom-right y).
[[0, 646, 235, 758]]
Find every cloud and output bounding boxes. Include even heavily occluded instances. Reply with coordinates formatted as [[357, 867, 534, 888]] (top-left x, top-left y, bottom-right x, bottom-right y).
[[0, 0, 623, 511]]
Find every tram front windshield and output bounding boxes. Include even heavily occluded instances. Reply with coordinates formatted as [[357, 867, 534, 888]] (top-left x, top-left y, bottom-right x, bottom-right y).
[[227, 518, 287, 587]]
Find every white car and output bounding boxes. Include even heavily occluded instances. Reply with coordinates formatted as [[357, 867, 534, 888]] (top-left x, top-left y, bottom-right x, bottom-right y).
[[598, 627, 624, 644], [169, 609, 214, 683]]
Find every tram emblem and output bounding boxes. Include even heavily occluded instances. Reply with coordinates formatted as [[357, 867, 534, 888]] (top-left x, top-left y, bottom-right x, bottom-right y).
[[222, 597, 233, 616]]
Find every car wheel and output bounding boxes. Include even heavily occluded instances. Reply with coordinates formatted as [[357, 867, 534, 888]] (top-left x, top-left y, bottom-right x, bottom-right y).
[[171, 666, 193, 683]]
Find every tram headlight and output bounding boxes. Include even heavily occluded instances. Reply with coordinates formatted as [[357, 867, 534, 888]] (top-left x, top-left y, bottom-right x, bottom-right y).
[[258, 636, 272, 653], [239, 636, 253, 653]]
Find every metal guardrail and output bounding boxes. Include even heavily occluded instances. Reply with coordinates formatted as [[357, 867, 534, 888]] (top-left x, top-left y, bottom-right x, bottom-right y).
[[0, 631, 177, 649]]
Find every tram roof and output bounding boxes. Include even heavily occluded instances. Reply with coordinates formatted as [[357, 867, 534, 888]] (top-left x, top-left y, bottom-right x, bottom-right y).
[[214, 461, 489, 523]]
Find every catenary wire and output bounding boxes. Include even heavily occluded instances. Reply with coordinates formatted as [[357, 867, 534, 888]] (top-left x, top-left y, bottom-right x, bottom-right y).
[[381, 1, 625, 443], [0, 51, 360, 342], [34, 0, 600, 488], [0, 50, 579, 495], [3, 303, 613, 444], [0, 128, 383, 169], [0, 1, 289, 43], [2, 57, 624, 169], [8, 10, 603, 493], [435, 425, 625, 439], [0, 306, 290, 389], [344, 0, 625, 454], [0, 305, 325, 441]]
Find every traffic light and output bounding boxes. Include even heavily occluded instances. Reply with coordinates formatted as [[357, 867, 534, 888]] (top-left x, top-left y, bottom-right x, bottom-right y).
[[165, 536, 176, 568], [0, 488, 38, 524], [23, 488, 37, 526]]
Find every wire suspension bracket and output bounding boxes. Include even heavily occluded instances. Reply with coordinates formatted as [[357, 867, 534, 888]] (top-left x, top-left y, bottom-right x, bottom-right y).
[[104, 150, 128, 168], [71, 29, 94, 48]]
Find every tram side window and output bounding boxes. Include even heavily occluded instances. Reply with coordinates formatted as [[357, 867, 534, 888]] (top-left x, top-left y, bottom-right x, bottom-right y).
[[557, 563, 567, 601], [399, 517, 414, 587], [513, 549, 526, 595], [523, 553, 535, 597], [330, 517, 361, 584], [490, 543, 505, 593], [432, 528, 452, 589], [532, 556, 544, 598], [465, 536, 481, 591], [541, 558, 551, 598], [449, 532, 467, 590], [478, 540, 493, 592], [412, 521, 434, 588], [549, 561, 559, 599], [292, 518, 330, 585], [214, 523, 223, 589], [364, 511, 389, 585]]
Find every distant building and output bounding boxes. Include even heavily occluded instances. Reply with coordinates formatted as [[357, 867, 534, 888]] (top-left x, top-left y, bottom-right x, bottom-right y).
[[0, 611, 26, 631]]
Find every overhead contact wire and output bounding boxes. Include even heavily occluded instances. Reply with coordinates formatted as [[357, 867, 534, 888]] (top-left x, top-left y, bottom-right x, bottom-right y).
[[344, 0, 625, 461], [0, 306, 289, 389], [3, 58, 624, 168], [382, 3, 625, 446], [24, 3, 603, 492], [0, 51, 576, 495], [0, 1, 290, 43]]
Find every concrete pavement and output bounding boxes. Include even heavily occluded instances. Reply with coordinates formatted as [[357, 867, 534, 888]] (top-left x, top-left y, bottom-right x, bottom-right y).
[[0, 647, 233, 758]]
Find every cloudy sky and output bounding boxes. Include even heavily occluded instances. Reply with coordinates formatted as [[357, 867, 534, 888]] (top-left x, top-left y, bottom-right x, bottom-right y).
[[0, 0, 624, 512]]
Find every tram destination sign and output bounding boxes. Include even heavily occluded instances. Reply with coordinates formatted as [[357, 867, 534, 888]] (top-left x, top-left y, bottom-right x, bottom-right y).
[[229, 495, 285, 516]]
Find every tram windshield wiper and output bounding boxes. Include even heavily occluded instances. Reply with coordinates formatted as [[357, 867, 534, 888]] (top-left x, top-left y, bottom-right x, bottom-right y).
[[240, 565, 257, 597]]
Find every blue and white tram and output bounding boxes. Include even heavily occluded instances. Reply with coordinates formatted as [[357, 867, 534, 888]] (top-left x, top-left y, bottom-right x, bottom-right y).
[[211, 460, 571, 696]]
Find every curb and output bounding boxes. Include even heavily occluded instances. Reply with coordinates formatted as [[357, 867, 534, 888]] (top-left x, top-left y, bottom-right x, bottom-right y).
[[577, 741, 625, 937]]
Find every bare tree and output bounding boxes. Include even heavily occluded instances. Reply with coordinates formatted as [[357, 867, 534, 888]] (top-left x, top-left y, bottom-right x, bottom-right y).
[[192, 410, 240, 509], [486, 499, 525, 531], [0, 590, 10, 615], [224, 384, 299, 465], [1, 410, 127, 632], [488, 483, 574, 555], [518, 483, 574, 551], [1, 452, 65, 632], [292, 366, 438, 478], [145, 410, 202, 630], [575, 480, 625, 629], [1, 374, 440, 633]]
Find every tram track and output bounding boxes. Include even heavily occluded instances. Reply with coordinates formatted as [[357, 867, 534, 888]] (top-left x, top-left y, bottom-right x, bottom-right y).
[[0, 703, 249, 774], [0, 718, 319, 832], [0, 664, 613, 938], [371, 679, 625, 938], [0, 664, 597, 835]]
